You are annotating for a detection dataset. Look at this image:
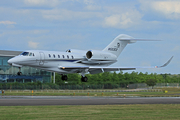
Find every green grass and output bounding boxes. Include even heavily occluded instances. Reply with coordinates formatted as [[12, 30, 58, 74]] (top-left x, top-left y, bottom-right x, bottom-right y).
[[1, 91, 164, 96], [2, 88, 180, 97], [0, 104, 180, 120]]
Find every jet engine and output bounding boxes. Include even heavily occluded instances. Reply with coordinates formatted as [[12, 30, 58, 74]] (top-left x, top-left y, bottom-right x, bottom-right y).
[[86, 50, 117, 60]]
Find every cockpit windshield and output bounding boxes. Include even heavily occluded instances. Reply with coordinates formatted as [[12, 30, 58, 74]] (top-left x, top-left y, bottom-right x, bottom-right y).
[[20, 52, 34, 56], [29, 53, 32, 56], [20, 52, 29, 56]]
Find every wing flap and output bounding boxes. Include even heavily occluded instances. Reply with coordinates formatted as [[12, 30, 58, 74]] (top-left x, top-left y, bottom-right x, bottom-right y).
[[89, 67, 136, 71], [59, 66, 89, 69]]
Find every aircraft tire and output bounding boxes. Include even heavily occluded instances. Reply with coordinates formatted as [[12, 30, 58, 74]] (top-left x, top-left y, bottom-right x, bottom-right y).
[[81, 76, 88, 82], [17, 72, 22, 76], [62, 75, 68, 81]]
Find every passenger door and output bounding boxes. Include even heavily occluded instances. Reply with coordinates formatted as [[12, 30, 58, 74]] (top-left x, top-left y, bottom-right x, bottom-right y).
[[39, 52, 45, 65]]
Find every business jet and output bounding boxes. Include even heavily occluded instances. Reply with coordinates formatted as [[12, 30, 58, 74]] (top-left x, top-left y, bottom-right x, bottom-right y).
[[7, 34, 173, 82]]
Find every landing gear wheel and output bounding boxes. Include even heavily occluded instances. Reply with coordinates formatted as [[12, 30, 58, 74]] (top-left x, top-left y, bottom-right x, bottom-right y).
[[61, 75, 68, 81], [17, 72, 22, 76], [17, 67, 22, 76], [81, 76, 88, 82]]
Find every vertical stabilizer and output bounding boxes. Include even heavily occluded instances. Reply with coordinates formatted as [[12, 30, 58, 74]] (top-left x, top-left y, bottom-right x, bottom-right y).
[[103, 34, 135, 57]]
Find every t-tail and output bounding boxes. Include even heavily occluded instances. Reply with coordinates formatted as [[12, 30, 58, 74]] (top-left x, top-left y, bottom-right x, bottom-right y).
[[103, 34, 160, 57]]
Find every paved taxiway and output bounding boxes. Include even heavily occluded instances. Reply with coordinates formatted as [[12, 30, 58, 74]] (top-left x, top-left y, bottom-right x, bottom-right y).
[[1, 96, 180, 106]]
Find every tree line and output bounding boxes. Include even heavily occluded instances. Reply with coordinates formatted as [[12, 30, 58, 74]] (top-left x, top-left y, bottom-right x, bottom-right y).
[[0, 72, 179, 90], [55, 72, 180, 86]]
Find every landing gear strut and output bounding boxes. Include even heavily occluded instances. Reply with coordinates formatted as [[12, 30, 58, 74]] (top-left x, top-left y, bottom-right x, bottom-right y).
[[17, 67, 22, 76], [61, 75, 68, 81], [81, 76, 88, 82]]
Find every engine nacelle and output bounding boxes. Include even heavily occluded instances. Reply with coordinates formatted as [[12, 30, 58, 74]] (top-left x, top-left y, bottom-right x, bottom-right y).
[[86, 50, 117, 60]]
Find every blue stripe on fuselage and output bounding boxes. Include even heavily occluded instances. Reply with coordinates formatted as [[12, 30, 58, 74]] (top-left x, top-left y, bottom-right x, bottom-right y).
[[45, 59, 78, 62]]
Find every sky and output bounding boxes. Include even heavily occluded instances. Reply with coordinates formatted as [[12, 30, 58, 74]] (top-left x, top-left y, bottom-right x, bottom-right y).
[[0, 0, 180, 74]]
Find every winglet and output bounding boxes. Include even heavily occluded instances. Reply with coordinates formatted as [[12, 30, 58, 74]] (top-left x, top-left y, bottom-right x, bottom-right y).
[[156, 56, 173, 68]]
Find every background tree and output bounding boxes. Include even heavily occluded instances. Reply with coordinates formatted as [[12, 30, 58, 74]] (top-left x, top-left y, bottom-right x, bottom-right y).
[[67, 73, 81, 85], [54, 73, 65, 85], [146, 79, 157, 89]]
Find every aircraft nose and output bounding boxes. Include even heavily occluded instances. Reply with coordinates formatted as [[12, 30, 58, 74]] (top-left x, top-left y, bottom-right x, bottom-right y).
[[8, 58, 14, 65]]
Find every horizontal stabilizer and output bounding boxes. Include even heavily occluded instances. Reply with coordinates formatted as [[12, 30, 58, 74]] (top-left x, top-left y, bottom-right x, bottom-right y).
[[120, 39, 161, 44], [121, 39, 161, 41]]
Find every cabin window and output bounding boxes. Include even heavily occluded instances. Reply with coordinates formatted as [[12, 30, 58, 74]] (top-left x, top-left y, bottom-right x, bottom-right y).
[[33, 53, 35, 56], [58, 55, 60, 58], [62, 55, 65, 58], [67, 55, 69, 59], [53, 54, 55, 58], [72, 56, 74, 59], [49, 54, 51, 57]]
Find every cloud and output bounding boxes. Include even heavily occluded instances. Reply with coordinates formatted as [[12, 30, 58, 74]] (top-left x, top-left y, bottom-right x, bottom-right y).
[[0, 30, 49, 38], [41, 8, 103, 21], [152, 1, 180, 13], [24, 0, 60, 7], [139, 0, 180, 20], [28, 41, 39, 49], [85, 5, 101, 11], [102, 9, 142, 29], [0, 21, 16, 25], [83, 0, 101, 11], [103, 14, 133, 28], [40, 3, 143, 29], [83, 0, 95, 5], [152, 1, 180, 19]]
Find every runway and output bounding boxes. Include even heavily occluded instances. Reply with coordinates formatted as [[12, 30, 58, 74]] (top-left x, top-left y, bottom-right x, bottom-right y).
[[0, 96, 180, 106], [1, 96, 180, 106]]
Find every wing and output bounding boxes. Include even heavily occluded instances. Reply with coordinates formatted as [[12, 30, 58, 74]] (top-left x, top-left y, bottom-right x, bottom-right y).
[[59, 56, 173, 74]]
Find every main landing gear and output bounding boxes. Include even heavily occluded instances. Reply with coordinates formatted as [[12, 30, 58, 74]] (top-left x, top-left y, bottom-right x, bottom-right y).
[[81, 76, 88, 82], [17, 67, 22, 76], [61, 75, 68, 81], [61, 74, 88, 82]]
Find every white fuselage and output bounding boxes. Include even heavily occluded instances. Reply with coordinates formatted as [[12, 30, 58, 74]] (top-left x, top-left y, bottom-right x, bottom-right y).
[[8, 50, 117, 74]]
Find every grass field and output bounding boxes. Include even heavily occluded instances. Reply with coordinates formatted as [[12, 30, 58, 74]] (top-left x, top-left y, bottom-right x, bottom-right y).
[[1, 88, 180, 119], [1, 88, 180, 97], [0, 104, 180, 120]]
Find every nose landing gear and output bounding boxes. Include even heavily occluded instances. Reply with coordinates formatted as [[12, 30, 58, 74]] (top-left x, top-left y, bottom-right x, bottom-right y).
[[17, 67, 22, 76]]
